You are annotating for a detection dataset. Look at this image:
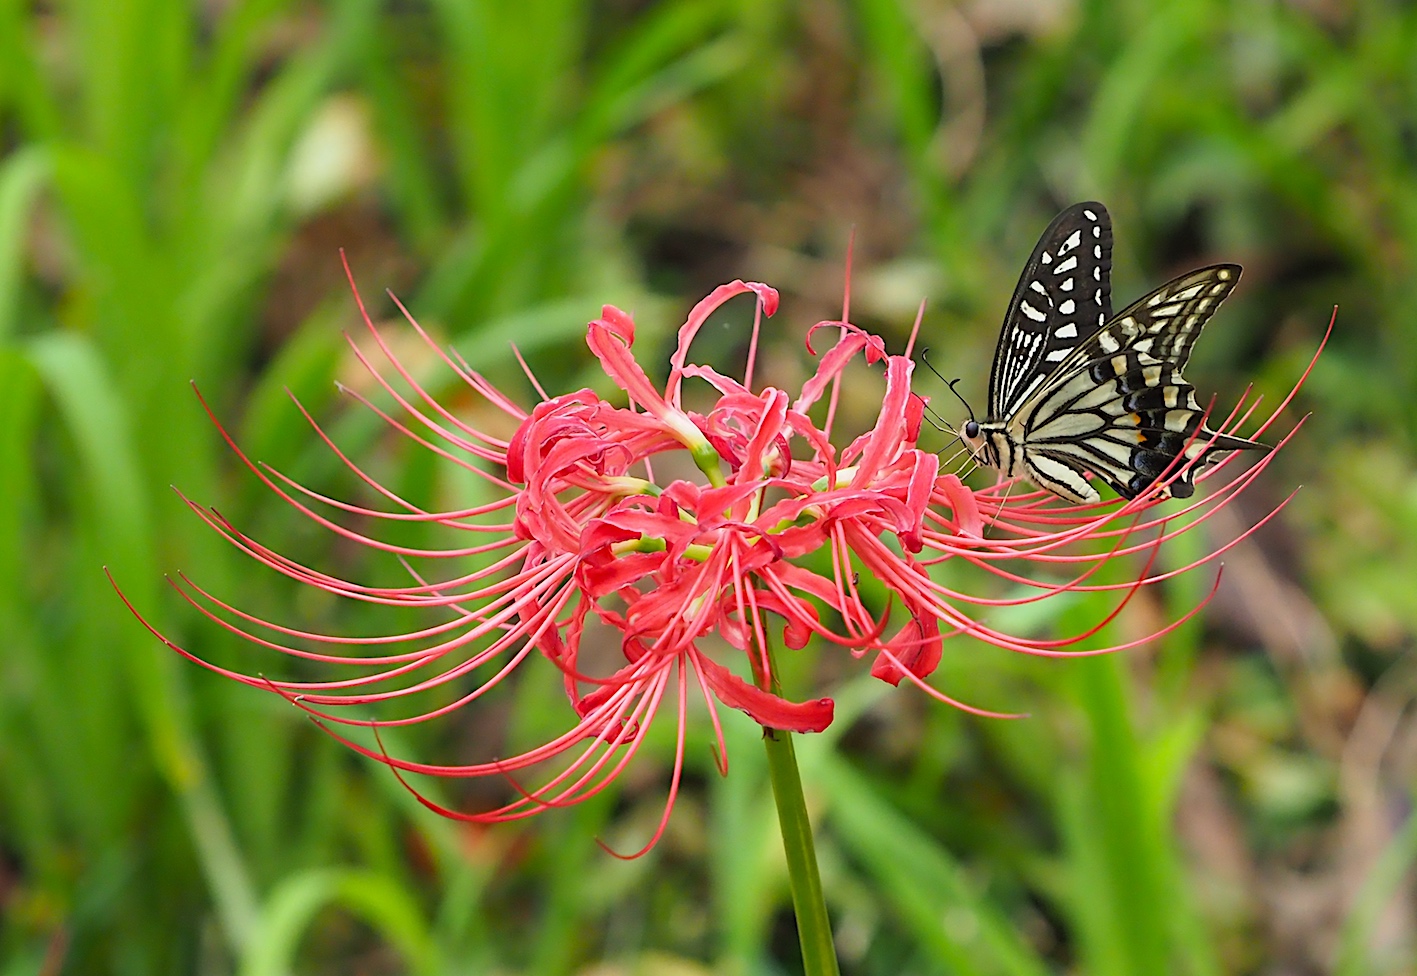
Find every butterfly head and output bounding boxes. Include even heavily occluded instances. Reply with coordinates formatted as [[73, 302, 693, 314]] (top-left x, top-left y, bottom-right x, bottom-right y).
[[959, 417, 997, 468], [961, 418, 985, 457]]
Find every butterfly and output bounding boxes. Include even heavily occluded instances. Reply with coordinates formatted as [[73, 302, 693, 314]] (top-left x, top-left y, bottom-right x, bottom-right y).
[[958, 201, 1267, 504]]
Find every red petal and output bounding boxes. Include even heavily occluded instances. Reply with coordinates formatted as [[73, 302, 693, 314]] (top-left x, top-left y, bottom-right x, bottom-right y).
[[935, 473, 984, 538], [695, 654, 834, 732], [666, 281, 779, 402]]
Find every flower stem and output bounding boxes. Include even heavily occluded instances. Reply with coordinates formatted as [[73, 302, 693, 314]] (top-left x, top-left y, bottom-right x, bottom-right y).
[[759, 641, 839, 976]]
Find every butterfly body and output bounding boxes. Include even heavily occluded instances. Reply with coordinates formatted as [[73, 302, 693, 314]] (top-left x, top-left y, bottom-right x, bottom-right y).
[[961, 203, 1267, 504]]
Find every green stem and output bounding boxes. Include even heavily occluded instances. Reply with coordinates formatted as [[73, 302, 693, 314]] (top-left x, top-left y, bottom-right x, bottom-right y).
[[759, 641, 840, 976]]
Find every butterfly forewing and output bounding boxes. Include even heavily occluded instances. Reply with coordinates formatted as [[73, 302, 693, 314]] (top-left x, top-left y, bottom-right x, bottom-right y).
[[988, 202, 1114, 420], [1016, 263, 1264, 500], [1084, 264, 1241, 370]]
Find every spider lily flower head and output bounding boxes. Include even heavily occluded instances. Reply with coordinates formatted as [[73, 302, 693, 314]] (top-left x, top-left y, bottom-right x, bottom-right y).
[[112, 256, 1328, 854]]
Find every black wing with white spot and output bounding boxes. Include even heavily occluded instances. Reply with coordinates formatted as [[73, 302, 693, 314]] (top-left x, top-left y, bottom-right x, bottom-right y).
[[987, 202, 1113, 420], [1017, 264, 1265, 501]]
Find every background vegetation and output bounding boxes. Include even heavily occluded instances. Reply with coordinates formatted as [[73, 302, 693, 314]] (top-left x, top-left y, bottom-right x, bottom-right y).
[[0, 0, 1412, 973]]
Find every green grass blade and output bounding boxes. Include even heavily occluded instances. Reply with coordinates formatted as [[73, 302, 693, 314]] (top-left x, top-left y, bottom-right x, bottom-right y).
[[0, 348, 58, 880], [1073, 655, 1169, 972], [69, 0, 192, 185], [0, 351, 39, 630], [1334, 801, 1417, 976], [26, 330, 260, 951], [0, 146, 49, 341], [0, 0, 63, 139], [820, 753, 1052, 976], [709, 716, 777, 972], [241, 868, 440, 976]]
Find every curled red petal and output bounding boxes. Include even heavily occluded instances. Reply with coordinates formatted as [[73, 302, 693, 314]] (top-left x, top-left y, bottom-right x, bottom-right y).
[[693, 654, 834, 732], [934, 473, 984, 539], [667, 281, 779, 403]]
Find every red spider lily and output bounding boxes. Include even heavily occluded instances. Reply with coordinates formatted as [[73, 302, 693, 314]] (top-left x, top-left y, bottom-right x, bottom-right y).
[[113, 257, 1329, 855]]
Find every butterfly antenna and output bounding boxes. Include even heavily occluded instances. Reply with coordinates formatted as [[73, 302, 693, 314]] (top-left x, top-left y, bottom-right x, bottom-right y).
[[920, 349, 978, 424], [914, 361, 966, 449], [918, 349, 978, 459], [945, 379, 977, 424]]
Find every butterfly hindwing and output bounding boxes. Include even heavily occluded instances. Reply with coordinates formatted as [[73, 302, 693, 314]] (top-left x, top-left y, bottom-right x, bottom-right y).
[[1016, 264, 1265, 500], [988, 202, 1114, 420]]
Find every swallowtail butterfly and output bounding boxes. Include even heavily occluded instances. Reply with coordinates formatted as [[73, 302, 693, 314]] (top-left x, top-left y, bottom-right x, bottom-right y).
[[959, 202, 1267, 504]]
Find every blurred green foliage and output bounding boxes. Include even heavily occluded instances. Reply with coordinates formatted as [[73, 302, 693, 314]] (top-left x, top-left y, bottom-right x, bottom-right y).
[[1, 0, 1415, 974]]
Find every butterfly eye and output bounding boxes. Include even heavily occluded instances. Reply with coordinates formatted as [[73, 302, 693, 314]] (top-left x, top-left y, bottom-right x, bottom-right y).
[[963, 420, 980, 439]]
